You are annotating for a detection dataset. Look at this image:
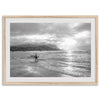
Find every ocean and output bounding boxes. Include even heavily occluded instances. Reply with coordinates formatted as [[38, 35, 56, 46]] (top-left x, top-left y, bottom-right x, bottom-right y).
[[10, 51, 91, 77]]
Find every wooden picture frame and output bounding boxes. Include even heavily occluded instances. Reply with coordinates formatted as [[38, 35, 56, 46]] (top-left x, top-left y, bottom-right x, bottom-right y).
[[3, 16, 98, 85]]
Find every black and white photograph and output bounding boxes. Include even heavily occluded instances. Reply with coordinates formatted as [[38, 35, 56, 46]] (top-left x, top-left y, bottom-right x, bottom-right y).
[[3, 16, 98, 85], [10, 22, 91, 77]]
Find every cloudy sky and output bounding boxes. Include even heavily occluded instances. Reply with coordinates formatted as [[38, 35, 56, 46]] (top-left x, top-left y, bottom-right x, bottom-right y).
[[10, 23, 91, 51]]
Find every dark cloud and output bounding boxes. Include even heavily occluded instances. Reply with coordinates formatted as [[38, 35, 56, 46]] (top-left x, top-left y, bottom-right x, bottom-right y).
[[10, 23, 74, 37], [75, 23, 91, 32], [10, 23, 41, 36]]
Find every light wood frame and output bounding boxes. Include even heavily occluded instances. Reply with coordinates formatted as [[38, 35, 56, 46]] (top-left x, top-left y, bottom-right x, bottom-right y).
[[3, 15, 98, 85]]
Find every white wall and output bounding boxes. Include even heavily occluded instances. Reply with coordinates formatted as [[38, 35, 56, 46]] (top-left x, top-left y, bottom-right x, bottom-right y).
[[0, 0, 99, 100]]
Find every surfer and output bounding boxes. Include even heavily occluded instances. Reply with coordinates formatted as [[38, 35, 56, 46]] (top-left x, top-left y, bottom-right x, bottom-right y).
[[34, 53, 39, 62]]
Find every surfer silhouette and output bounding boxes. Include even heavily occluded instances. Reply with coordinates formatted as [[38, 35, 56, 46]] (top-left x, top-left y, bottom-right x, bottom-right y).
[[34, 53, 39, 62]]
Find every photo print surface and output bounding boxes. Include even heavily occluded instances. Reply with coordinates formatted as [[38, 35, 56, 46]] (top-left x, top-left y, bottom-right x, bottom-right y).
[[10, 23, 91, 77]]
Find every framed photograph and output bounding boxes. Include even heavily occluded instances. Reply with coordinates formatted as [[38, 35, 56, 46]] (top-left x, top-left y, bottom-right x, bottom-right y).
[[3, 16, 98, 85]]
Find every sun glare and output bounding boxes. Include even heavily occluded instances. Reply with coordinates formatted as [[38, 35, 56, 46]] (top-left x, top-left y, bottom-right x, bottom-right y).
[[58, 38, 77, 50]]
